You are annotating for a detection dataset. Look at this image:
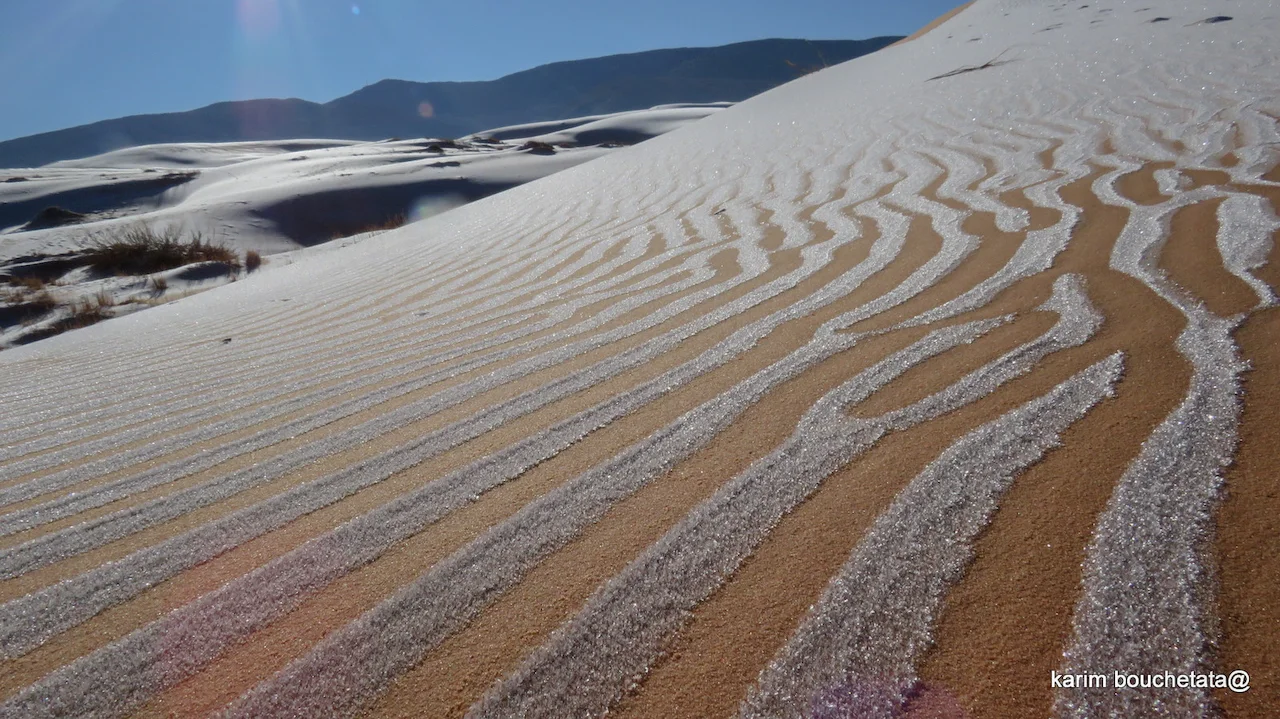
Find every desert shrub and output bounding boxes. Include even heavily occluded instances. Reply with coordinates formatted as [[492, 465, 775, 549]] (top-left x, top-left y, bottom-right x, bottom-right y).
[[0, 278, 57, 326], [69, 298, 110, 325], [371, 213, 407, 231], [518, 140, 556, 155], [30, 291, 58, 311], [336, 214, 408, 239], [7, 287, 120, 343], [245, 250, 262, 273], [7, 276, 46, 292], [85, 224, 241, 275], [30, 295, 113, 337], [0, 290, 58, 328]]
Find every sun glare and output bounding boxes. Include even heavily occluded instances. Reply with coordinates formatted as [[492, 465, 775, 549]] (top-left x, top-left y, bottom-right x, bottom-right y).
[[235, 0, 282, 37]]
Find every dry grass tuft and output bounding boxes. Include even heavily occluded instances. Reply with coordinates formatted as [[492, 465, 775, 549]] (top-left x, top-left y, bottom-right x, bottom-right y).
[[370, 213, 408, 232], [52, 297, 112, 332], [15, 293, 116, 342], [245, 250, 262, 273], [7, 277, 47, 292], [86, 224, 241, 276], [518, 140, 556, 155], [1, 280, 58, 327], [7, 291, 59, 326], [338, 214, 408, 238]]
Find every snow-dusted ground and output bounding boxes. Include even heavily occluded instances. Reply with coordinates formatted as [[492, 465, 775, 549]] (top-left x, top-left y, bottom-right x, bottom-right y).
[[0, 1, 1278, 718], [0, 103, 730, 261], [0, 103, 727, 347]]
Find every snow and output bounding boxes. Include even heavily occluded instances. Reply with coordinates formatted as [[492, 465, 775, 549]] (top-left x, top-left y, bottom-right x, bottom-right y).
[[1, 1, 1278, 718], [0, 103, 730, 262]]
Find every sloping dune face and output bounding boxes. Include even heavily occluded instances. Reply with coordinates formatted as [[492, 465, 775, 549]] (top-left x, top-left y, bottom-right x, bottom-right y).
[[1, 1, 1278, 717]]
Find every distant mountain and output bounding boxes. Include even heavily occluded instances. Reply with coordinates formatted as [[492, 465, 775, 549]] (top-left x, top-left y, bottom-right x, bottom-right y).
[[0, 37, 898, 168]]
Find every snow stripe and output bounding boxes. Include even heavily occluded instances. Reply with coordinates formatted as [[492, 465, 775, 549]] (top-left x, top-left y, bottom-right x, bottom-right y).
[[467, 274, 1101, 719], [741, 353, 1122, 719]]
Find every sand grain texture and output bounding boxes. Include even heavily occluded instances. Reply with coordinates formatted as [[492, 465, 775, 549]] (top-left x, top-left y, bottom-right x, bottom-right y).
[[1, 1, 1278, 718]]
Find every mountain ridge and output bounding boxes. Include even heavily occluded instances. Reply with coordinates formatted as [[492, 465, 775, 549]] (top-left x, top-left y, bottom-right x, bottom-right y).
[[0, 37, 899, 168]]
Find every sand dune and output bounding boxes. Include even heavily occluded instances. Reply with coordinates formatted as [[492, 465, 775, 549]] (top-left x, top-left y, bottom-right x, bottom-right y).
[[0, 104, 729, 259], [0, 0, 1277, 717], [0, 105, 727, 348]]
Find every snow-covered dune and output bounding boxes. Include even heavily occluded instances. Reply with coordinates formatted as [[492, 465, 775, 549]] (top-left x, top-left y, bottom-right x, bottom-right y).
[[0, 105, 727, 348], [0, 103, 730, 260], [1, 2, 1277, 718], [469, 103, 733, 146]]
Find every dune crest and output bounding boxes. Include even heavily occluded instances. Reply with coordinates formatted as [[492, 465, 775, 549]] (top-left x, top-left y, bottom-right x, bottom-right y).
[[1, 1, 1277, 718]]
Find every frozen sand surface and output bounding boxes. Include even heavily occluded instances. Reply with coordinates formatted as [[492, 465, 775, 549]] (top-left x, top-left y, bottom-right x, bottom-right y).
[[0, 104, 729, 260], [0, 2, 1278, 718], [0, 105, 725, 347]]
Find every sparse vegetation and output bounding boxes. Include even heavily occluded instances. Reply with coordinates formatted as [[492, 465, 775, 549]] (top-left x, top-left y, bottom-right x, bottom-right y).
[[423, 138, 462, 149], [154, 170, 200, 184], [85, 224, 241, 275], [518, 140, 556, 155], [370, 213, 408, 231], [0, 276, 58, 326], [7, 276, 47, 292], [0, 289, 58, 328], [10, 291, 115, 344], [338, 214, 408, 238], [52, 296, 112, 331], [25, 291, 58, 314], [0, 232, 253, 345], [245, 250, 262, 273]]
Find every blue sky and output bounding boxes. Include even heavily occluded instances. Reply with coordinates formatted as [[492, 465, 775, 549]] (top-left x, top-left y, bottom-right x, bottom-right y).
[[0, 0, 960, 142]]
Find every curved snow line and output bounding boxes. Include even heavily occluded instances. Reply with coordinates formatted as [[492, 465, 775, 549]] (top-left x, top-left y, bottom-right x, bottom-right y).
[[220, 315, 1001, 719], [0, 251, 715, 518], [1215, 192, 1279, 306], [0, 135, 717, 423], [0, 187, 780, 507], [740, 353, 1123, 719], [468, 274, 1101, 719], [1055, 172, 1254, 718], [0, 147, 903, 657], [0, 146, 910, 709], [0, 211, 699, 467], [0, 222, 661, 458]]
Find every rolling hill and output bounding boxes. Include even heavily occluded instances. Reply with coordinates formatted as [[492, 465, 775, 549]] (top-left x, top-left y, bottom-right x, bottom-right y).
[[0, 1, 1277, 718]]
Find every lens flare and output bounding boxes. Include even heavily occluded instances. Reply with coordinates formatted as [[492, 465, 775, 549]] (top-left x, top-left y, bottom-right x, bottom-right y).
[[409, 195, 467, 224], [351, 5, 360, 15], [236, 0, 281, 36], [417, 101, 435, 119]]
